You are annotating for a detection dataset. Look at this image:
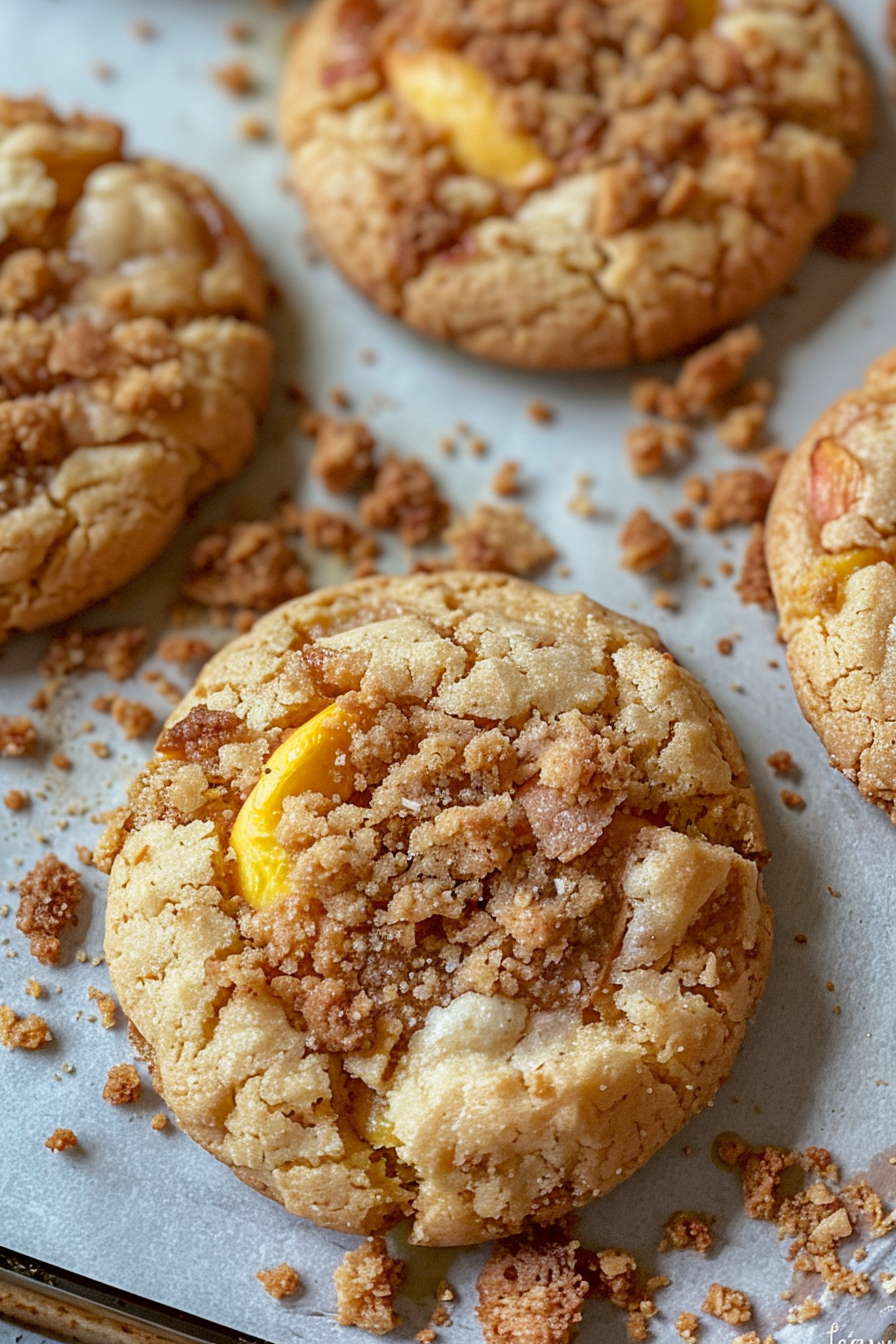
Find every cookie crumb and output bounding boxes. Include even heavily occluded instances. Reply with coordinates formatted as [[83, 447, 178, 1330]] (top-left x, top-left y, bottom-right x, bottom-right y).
[[0, 1003, 51, 1049], [677, 326, 762, 416], [816, 212, 893, 261], [702, 470, 774, 531], [781, 789, 805, 810], [103, 1063, 141, 1105], [659, 1211, 714, 1255], [156, 636, 212, 664], [766, 750, 793, 776], [477, 1228, 587, 1344], [17, 854, 82, 965], [210, 61, 253, 95], [491, 461, 521, 496], [716, 402, 766, 452], [675, 1312, 700, 1342], [309, 416, 375, 493], [654, 589, 680, 611], [334, 1236, 405, 1334], [702, 1283, 751, 1325], [717, 638, 734, 656], [785, 1295, 820, 1324], [182, 522, 308, 613], [302, 508, 379, 563], [618, 508, 675, 573], [445, 504, 556, 575], [109, 697, 155, 740], [526, 398, 554, 424], [151, 1113, 168, 1131], [4, 789, 29, 812], [736, 524, 776, 610], [238, 116, 269, 141], [626, 422, 692, 476], [45, 1127, 77, 1152], [41, 627, 147, 683], [25, 979, 43, 999], [88, 986, 117, 1030], [256, 1264, 302, 1300], [0, 715, 37, 757], [131, 19, 156, 40], [684, 477, 709, 504], [361, 453, 449, 546]]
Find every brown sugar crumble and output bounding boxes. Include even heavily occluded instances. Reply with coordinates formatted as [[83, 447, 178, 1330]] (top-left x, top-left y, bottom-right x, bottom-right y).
[[816, 212, 893, 262], [88, 986, 117, 1030], [702, 1283, 752, 1326], [238, 116, 268, 141], [210, 61, 254, 96], [150, 1113, 168, 1131], [781, 790, 805, 811], [526, 398, 554, 424], [256, 1264, 302, 1300], [717, 638, 734, 656], [701, 470, 774, 532], [360, 453, 449, 546], [491, 461, 521, 496], [659, 1211, 714, 1255], [0, 1003, 52, 1050], [675, 1312, 700, 1343], [677, 326, 763, 417], [477, 1227, 588, 1344], [736, 525, 776, 611], [45, 1128, 77, 1152], [103, 1063, 141, 1105], [182, 522, 308, 614], [618, 508, 675, 574], [626, 422, 692, 477], [766, 750, 794, 777], [4, 789, 29, 811], [0, 715, 37, 757], [156, 636, 213, 665], [41, 627, 147, 684], [445, 503, 556, 575], [108, 697, 155, 740], [333, 1236, 406, 1334], [301, 508, 379, 564], [17, 854, 83, 965], [308, 415, 375, 493]]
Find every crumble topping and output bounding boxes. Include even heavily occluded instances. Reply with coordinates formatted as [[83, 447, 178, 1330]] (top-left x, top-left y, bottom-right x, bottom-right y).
[[334, 1236, 405, 1333], [17, 853, 83, 965], [0, 1003, 52, 1049], [103, 1062, 141, 1104]]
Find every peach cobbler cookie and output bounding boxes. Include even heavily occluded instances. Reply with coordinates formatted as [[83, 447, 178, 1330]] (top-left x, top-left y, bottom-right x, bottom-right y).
[[280, 0, 870, 370], [101, 573, 772, 1245], [0, 97, 272, 636], [767, 352, 896, 818]]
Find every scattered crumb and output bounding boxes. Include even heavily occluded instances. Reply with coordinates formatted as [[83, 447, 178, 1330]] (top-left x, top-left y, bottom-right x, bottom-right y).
[[90, 741, 110, 759], [781, 790, 805, 811], [736, 524, 776, 610], [256, 1265, 302, 1300], [210, 61, 253, 95], [677, 326, 762, 416], [719, 560, 734, 578], [360, 453, 449, 546], [41, 627, 147, 683], [103, 1063, 141, 1105], [92, 60, 114, 81], [108, 697, 155, 740], [225, 21, 251, 40], [131, 19, 155, 40], [0, 715, 37, 758], [626, 422, 692, 477], [477, 1227, 588, 1344], [683, 477, 709, 504], [334, 1236, 406, 1334], [491, 461, 521, 496], [238, 116, 268, 141], [671, 508, 694, 529], [51, 753, 72, 770], [767, 750, 794, 776], [142, 670, 183, 705], [182, 522, 308, 613], [659, 1211, 714, 1255], [786, 1296, 821, 1324], [675, 1312, 700, 1343], [25, 979, 42, 999], [816, 212, 893, 261], [88, 986, 117, 1030], [4, 789, 29, 812], [45, 1128, 77, 1152], [717, 638, 734, 656], [329, 386, 351, 410], [445, 503, 556, 575], [716, 402, 766, 452], [302, 508, 379, 563], [654, 589, 680, 611], [702, 1283, 752, 1326], [156, 636, 212, 664], [151, 1113, 168, 1132], [618, 508, 675, 573], [701, 470, 774, 531], [470, 435, 488, 457], [0, 1003, 52, 1050], [17, 854, 83, 965], [309, 416, 375, 493], [881, 1272, 896, 1294], [526, 398, 554, 424]]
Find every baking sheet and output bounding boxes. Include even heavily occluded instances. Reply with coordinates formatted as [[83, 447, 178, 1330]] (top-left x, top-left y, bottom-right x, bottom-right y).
[[2, 1, 896, 1340]]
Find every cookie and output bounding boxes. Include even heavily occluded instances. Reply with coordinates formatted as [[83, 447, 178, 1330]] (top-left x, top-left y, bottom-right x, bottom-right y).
[[101, 573, 771, 1245], [766, 351, 896, 818], [0, 97, 272, 637], [279, 0, 870, 370]]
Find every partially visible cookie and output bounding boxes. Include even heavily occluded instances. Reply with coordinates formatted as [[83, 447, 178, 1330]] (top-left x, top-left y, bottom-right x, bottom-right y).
[[766, 351, 896, 818], [102, 572, 772, 1246], [280, 0, 871, 370], [0, 97, 272, 637]]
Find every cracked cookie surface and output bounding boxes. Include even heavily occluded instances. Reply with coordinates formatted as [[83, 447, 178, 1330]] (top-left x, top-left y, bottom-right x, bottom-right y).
[[0, 97, 272, 637], [280, 0, 870, 370], [102, 573, 771, 1245], [767, 352, 896, 819]]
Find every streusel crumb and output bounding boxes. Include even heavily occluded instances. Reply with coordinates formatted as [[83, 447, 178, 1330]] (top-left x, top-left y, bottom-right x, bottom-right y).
[[88, 985, 117, 1029], [0, 715, 37, 757], [477, 1228, 587, 1344], [445, 503, 556, 574], [45, 1128, 77, 1152], [618, 509, 675, 573], [17, 854, 82, 965], [702, 1283, 752, 1325], [256, 1264, 302, 1299], [334, 1237, 405, 1334], [310, 416, 375, 493], [103, 1063, 141, 1105], [0, 1003, 51, 1049], [659, 1211, 713, 1255], [360, 453, 448, 546]]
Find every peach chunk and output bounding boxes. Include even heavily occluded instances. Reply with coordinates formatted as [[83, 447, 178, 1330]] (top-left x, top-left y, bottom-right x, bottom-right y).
[[793, 547, 883, 617], [384, 47, 552, 189], [809, 438, 863, 526]]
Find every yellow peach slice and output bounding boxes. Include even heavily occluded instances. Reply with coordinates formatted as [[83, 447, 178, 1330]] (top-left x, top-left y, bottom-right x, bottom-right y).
[[792, 547, 884, 618], [809, 437, 863, 526], [384, 47, 552, 190], [230, 702, 356, 911]]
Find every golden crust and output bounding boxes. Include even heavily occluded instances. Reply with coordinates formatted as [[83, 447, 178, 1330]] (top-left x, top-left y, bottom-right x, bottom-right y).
[[0, 97, 272, 636], [766, 351, 896, 817], [103, 573, 772, 1245], [280, 0, 871, 370]]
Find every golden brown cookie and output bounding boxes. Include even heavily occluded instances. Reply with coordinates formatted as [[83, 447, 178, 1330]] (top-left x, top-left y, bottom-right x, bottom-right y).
[[767, 351, 896, 818], [102, 572, 772, 1246], [279, 0, 871, 370], [0, 97, 272, 637]]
